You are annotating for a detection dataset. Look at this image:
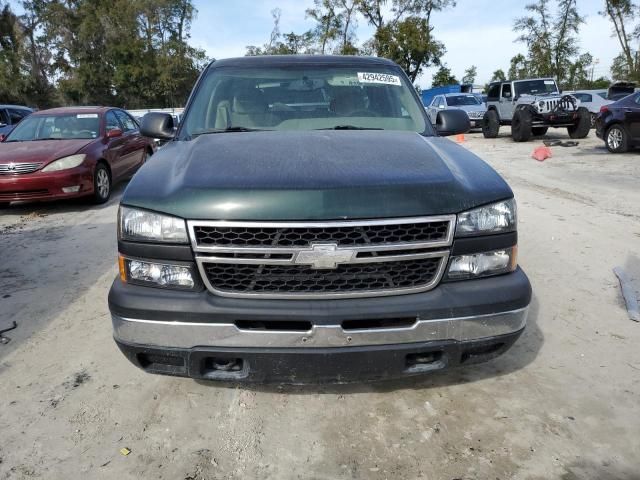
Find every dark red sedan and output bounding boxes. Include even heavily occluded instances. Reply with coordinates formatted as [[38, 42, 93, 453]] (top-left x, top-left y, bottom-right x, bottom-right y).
[[0, 107, 155, 206]]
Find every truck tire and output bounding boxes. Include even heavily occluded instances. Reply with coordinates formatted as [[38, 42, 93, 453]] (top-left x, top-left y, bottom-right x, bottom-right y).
[[482, 110, 499, 138], [0, 202, 10, 209], [567, 107, 590, 139], [532, 127, 548, 136], [511, 109, 532, 142], [604, 124, 628, 153]]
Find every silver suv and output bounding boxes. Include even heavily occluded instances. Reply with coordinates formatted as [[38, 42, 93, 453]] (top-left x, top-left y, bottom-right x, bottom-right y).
[[482, 78, 591, 142]]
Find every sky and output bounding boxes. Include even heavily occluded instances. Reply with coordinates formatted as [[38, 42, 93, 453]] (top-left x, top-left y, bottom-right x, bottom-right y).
[[189, 0, 618, 88]]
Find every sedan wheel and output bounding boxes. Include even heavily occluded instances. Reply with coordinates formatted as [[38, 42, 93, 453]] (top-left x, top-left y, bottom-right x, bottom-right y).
[[605, 125, 628, 153], [93, 164, 111, 204]]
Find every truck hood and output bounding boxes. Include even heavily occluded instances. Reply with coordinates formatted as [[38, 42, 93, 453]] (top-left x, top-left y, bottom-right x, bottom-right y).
[[0, 139, 91, 165], [123, 130, 512, 220]]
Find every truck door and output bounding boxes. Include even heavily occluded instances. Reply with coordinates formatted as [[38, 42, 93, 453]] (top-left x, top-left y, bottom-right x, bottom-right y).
[[499, 84, 513, 121]]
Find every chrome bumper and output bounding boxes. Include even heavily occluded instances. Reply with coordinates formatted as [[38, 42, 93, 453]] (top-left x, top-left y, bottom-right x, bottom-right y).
[[112, 307, 528, 349]]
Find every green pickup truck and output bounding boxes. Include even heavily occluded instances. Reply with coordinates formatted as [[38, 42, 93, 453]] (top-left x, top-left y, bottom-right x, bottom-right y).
[[108, 55, 531, 383]]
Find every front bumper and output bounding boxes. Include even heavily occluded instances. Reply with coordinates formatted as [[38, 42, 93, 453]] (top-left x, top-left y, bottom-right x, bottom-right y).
[[109, 268, 531, 382], [0, 166, 94, 203]]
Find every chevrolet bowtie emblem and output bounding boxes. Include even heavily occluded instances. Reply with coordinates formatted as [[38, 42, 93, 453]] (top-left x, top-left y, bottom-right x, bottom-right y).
[[294, 243, 356, 269]]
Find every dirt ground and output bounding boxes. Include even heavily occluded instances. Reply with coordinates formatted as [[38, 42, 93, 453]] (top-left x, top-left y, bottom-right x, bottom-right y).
[[1, 130, 639, 480]]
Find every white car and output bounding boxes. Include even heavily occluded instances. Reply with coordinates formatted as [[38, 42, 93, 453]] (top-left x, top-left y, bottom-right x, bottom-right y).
[[427, 93, 486, 129], [570, 90, 613, 127]]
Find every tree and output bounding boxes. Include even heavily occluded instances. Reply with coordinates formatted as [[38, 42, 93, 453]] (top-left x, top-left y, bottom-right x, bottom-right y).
[[508, 53, 530, 80], [357, 0, 454, 80], [375, 16, 444, 82], [490, 69, 506, 82], [431, 64, 457, 87], [461, 65, 477, 84], [601, 0, 640, 81], [306, 0, 342, 54], [246, 8, 316, 55], [513, 0, 585, 86]]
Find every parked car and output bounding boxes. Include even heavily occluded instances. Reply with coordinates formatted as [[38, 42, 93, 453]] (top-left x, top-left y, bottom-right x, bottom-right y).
[[596, 91, 640, 153], [0, 105, 33, 136], [0, 107, 155, 206], [607, 81, 635, 102], [570, 90, 613, 127], [108, 55, 531, 383], [483, 78, 590, 141], [427, 93, 486, 129]]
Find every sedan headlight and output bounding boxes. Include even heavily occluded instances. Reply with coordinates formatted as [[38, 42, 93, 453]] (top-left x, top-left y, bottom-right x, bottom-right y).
[[119, 206, 188, 243], [456, 199, 516, 237], [41, 154, 86, 172]]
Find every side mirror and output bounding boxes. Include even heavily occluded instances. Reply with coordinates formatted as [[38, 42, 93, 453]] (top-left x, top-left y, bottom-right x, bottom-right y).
[[435, 109, 470, 137], [140, 112, 175, 140], [106, 128, 123, 138]]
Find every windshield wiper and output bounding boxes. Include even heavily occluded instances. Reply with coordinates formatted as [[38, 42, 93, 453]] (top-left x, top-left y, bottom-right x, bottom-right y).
[[192, 126, 271, 137], [316, 125, 383, 130]]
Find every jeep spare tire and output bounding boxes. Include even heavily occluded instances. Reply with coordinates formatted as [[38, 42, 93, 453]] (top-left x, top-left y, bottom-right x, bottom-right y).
[[567, 107, 590, 139], [482, 110, 499, 138], [511, 108, 532, 142]]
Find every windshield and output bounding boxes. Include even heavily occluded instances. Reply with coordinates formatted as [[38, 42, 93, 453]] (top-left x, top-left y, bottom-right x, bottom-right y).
[[5, 113, 100, 141], [180, 64, 430, 138], [514, 79, 559, 97], [446, 95, 481, 106]]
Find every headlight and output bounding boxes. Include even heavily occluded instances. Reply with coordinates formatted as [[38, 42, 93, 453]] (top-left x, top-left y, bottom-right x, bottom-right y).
[[119, 206, 188, 243], [119, 255, 195, 289], [446, 247, 517, 280], [41, 154, 86, 172], [456, 199, 516, 237]]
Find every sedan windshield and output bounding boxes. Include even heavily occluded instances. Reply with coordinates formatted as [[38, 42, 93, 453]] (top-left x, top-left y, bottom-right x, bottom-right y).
[[180, 64, 430, 138], [446, 95, 481, 106], [5, 114, 100, 141]]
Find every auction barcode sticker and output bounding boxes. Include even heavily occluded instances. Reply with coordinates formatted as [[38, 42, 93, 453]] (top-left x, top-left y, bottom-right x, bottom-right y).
[[357, 72, 401, 86], [77, 113, 98, 118]]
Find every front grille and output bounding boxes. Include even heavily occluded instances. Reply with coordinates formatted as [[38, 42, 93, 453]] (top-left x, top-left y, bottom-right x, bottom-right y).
[[202, 257, 443, 295], [0, 163, 43, 175], [189, 216, 454, 298], [193, 221, 450, 248]]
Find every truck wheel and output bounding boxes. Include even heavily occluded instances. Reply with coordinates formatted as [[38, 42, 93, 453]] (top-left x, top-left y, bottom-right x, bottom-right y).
[[532, 127, 548, 136], [567, 107, 590, 139], [604, 125, 628, 153], [511, 109, 532, 142], [482, 110, 499, 138], [0, 202, 10, 209]]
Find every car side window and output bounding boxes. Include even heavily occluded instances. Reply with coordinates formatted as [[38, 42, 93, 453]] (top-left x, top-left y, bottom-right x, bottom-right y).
[[501, 84, 512, 98], [430, 97, 438, 107], [487, 83, 500, 101], [8, 109, 29, 124], [0, 109, 8, 125], [115, 110, 137, 132], [441, 97, 447, 107], [105, 111, 121, 132]]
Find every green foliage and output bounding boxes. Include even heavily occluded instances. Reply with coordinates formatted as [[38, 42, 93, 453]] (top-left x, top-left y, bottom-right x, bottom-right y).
[[246, 8, 316, 55], [513, 0, 586, 87], [602, 0, 640, 81], [490, 69, 506, 82], [375, 16, 444, 82], [461, 65, 477, 84], [0, 0, 207, 108], [431, 64, 457, 87]]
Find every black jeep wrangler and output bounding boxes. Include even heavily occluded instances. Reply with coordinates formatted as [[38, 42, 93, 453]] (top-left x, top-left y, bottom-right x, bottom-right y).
[[108, 55, 531, 383]]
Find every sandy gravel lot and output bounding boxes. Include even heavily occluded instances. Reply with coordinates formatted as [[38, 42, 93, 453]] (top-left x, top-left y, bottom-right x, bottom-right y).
[[1, 130, 639, 480]]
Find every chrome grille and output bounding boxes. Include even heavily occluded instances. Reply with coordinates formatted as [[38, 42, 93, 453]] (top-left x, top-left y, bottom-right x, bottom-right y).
[[188, 216, 454, 299], [0, 162, 43, 175]]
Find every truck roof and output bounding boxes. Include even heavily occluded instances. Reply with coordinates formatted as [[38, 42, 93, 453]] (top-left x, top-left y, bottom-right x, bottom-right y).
[[209, 55, 398, 69]]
